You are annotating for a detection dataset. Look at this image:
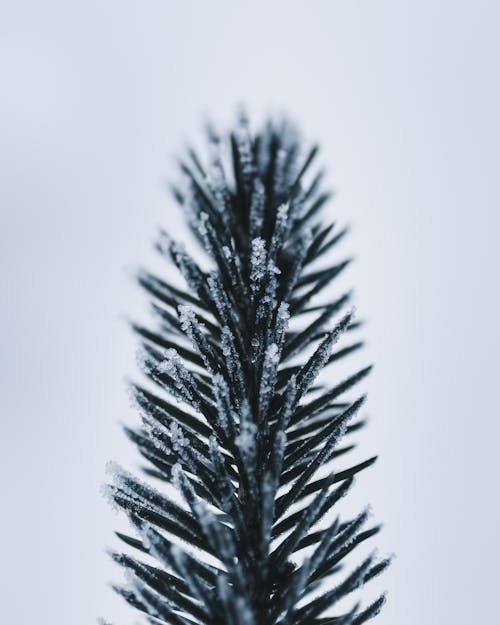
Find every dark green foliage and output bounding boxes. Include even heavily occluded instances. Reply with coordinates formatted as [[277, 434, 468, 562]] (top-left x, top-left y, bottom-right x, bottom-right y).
[[104, 113, 389, 625]]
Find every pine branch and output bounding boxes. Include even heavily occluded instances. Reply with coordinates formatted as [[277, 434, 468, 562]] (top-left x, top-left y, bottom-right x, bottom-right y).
[[104, 113, 389, 625]]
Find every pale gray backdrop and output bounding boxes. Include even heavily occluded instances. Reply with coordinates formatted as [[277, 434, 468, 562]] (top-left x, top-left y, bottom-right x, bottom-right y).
[[1, 1, 499, 624]]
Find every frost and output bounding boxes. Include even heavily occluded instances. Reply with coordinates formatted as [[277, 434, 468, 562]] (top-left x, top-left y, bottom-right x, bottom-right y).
[[183, 185, 201, 225], [173, 466, 224, 551], [222, 327, 236, 358], [212, 373, 235, 435], [277, 202, 289, 221], [141, 412, 171, 455], [259, 474, 276, 564], [157, 348, 179, 374], [269, 202, 290, 262], [235, 422, 257, 457], [177, 305, 197, 334], [103, 462, 173, 519], [171, 462, 183, 492], [275, 302, 290, 348], [156, 347, 195, 402], [258, 342, 280, 419], [169, 424, 202, 474], [105, 460, 123, 480], [278, 374, 297, 432], [297, 310, 355, 398], [250, 335, 262, 364], [209, 159, 230, 215], [197, 211, 227, 266], [235, 402, 257, 465], [249, 179, 265, 239], [297, 332, 335, 395], [221, 329, 232, 358], [208, 435, 233, 512], [250, 237, 267, 291], [193, 499, 212, 533], [255, 258, 279, 324], [178, 304, 220, 376], [208, 271, 246, 345], [100, 484, 121, 514], [197, 212, 209, 238], [267, 342, 279, 363], [170, 421, 188, 452], [225, 245, 246, 293], [207, 271, 227, 316], [274, 431, 287, 458], [270, 430, 287, 480]]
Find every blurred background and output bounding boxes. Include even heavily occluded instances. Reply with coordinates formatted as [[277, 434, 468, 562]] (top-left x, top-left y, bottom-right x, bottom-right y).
[[1, 1, 499, 623]]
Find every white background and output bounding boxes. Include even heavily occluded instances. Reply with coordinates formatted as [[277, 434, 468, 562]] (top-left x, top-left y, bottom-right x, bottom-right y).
[[1, 1, 499, 624]]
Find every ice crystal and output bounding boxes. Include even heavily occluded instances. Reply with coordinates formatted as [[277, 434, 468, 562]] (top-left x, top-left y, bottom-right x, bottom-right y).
[[170, 421, 188, 452], [258, 342, 281, 421], [250, 237, 267, 291], [275, 301, 290, 348]]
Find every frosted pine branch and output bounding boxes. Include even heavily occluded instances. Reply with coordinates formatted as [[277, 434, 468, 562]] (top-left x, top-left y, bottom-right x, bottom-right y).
[[104, 113, 389, 625]]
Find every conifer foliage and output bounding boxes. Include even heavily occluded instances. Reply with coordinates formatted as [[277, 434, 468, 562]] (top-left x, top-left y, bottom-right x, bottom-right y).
[[105, 113, 389, 625]]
